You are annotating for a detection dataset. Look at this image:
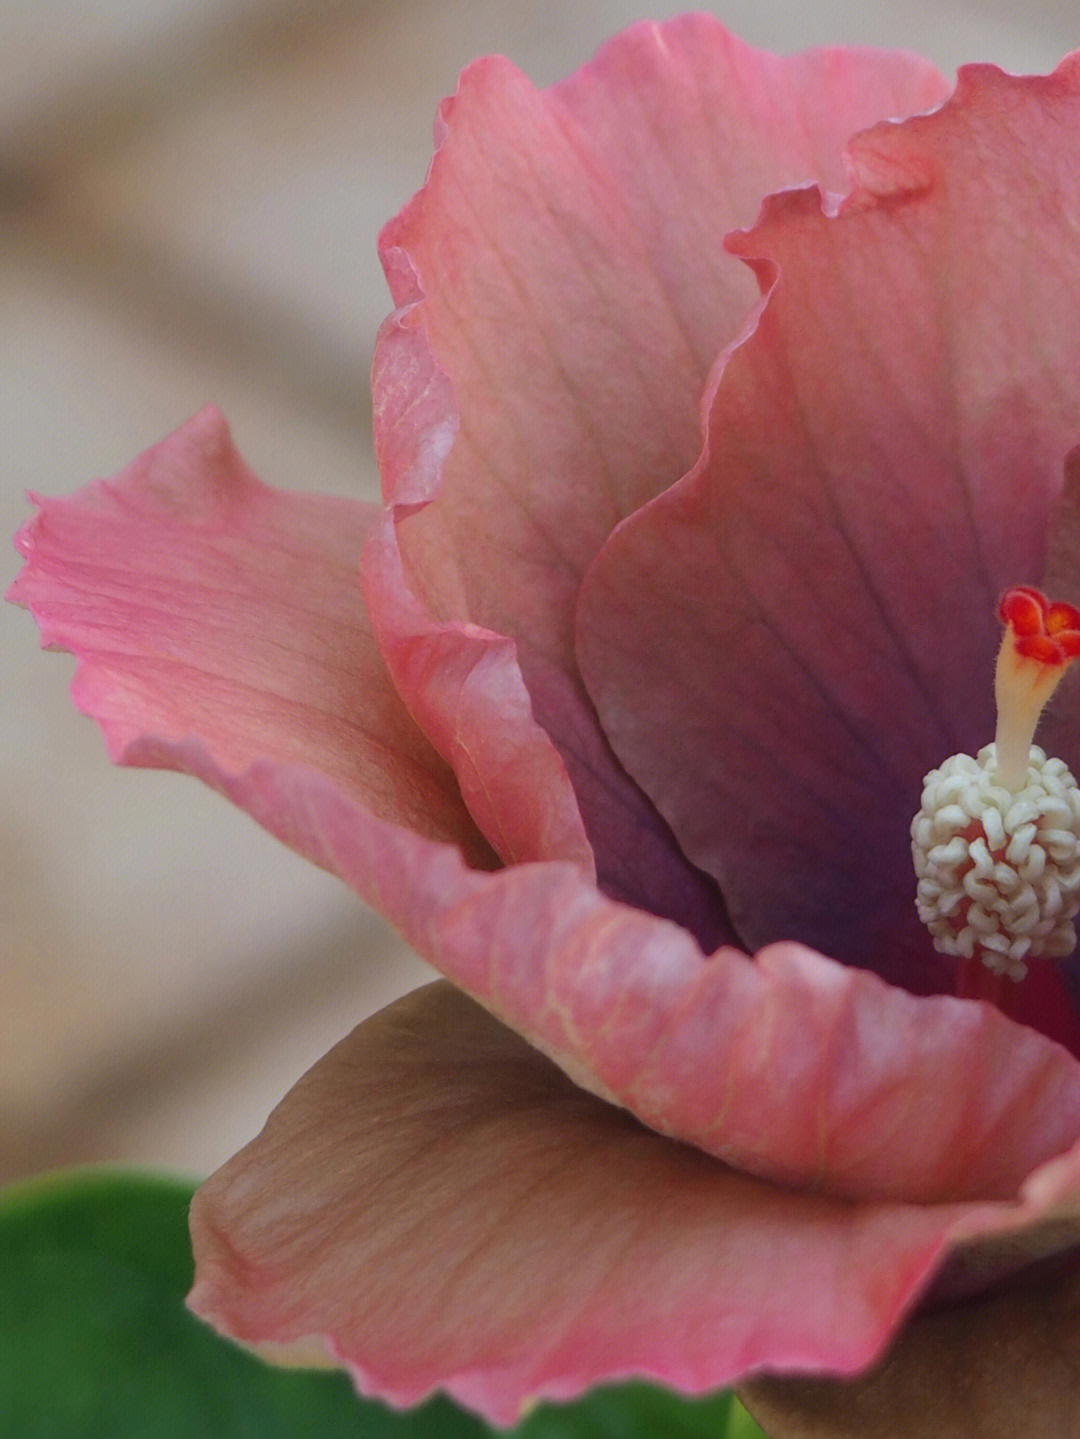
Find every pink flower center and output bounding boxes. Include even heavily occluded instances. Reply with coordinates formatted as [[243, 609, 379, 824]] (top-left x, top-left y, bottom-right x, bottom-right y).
[[911, 587, 1080, 1000]]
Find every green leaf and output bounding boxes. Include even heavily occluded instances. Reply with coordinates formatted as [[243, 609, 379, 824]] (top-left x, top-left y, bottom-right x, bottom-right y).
[[0, 1168, 479, 1439], [519, 1381, 768, 1438], [0, 1168, 766, 1438]]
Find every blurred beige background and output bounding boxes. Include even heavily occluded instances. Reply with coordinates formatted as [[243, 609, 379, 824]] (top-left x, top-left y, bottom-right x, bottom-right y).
[[3, 0, 1078, 1185]]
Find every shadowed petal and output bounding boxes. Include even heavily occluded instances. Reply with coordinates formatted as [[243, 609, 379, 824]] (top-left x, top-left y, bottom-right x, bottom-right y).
[[740, 1258, 1080, 1438], [189, 983, 1080, 1428], [578, 59, 1080, 994], [361, 489, 596, 877], [8, 406, 492, 866], [14, 414, 1080, 1207], [152, 748, 1080, 1207], [368, 19, 949, 943]]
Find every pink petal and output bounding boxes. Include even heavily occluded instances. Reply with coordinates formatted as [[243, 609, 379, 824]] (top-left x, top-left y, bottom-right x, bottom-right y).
[[551, 21, 948, 367], [14, 414, 1080, 1204], [189, 983, 1080, 1426], [577, 59, 1080, 994], [368, 19, 950, 943], [741, 1260, 1080, 1438], [129, 752, 1080, 1208], [8, 406, 491, 867], [12, 424, 1080, 1198]]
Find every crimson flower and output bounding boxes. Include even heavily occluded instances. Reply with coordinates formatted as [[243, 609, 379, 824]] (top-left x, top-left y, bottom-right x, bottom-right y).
[[12, 16, 1080, 1436]]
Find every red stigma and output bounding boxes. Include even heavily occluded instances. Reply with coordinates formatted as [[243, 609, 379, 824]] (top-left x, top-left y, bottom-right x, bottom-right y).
[[998, 585, 1080, 664]]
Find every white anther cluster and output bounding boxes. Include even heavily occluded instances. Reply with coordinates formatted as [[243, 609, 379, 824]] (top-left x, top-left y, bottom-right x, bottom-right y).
[[911, 744, 1080, 979]]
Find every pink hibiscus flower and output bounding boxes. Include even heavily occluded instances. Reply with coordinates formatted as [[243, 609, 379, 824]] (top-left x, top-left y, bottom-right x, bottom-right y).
[[11, 14, 1080, 1436]]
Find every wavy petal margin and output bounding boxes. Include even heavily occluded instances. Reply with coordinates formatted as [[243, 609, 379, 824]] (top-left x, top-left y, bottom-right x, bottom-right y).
[[7, 406, 493, 868], [188, 983, 1080, 1427], [578, 58, 1080, 1005], [367, 18, 950, 944], [741, 1253, 1080, 1438], [9, 412, 1080, 1203]]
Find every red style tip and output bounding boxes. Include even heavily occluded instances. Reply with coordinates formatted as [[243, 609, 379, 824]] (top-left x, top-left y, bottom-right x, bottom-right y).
[[998, 585, 1080, 664]]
